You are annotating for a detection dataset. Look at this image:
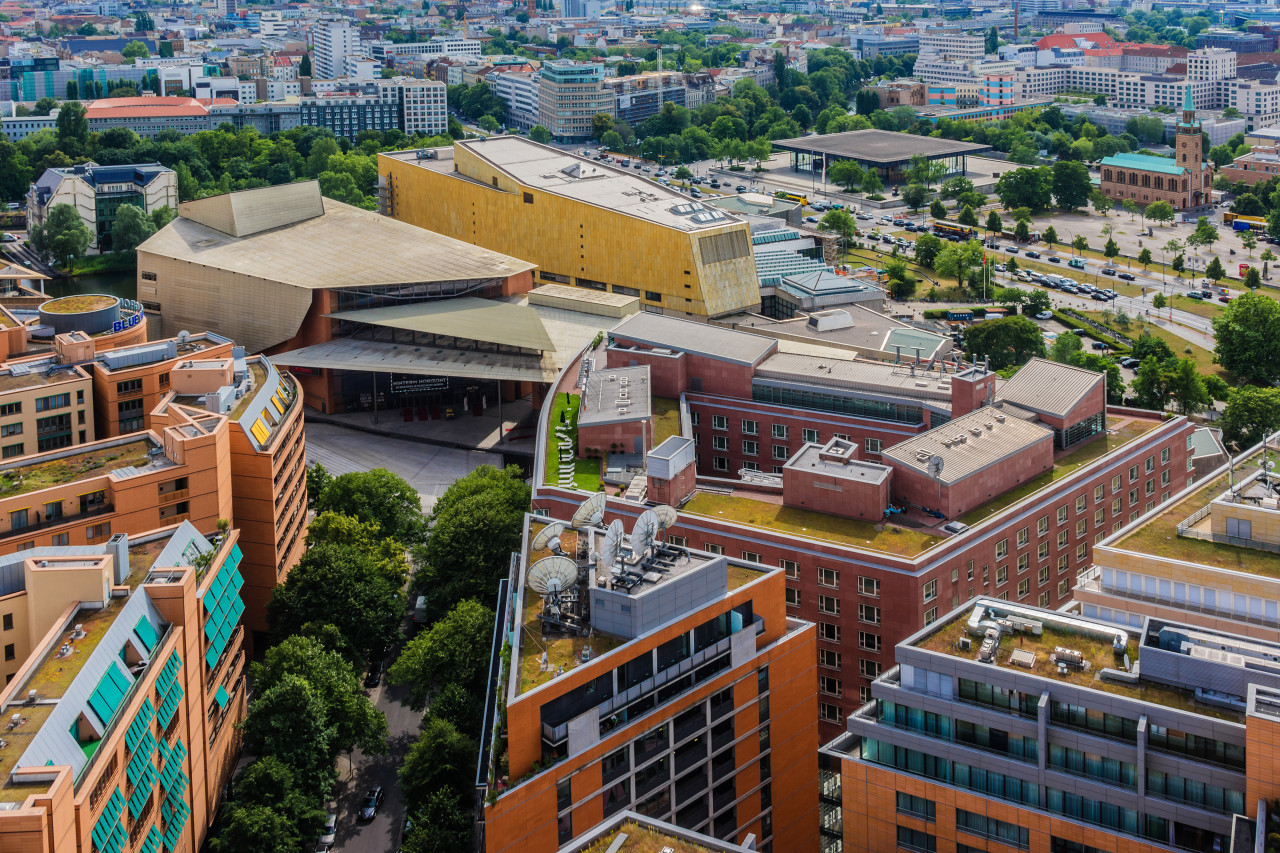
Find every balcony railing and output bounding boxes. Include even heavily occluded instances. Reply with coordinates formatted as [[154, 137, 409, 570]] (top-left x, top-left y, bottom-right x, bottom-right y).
[[1, 503, 114, 540], [158, 489, 189, 505]]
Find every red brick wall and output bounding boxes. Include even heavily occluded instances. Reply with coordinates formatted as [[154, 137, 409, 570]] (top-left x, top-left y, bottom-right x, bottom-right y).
[[888, 434, 1054, 519], [783, 464, 891, 521], [577, 420, 648, 457], [607, 342, 757, 399], [606, 346, 688, 398], [648, 461, 696, 506]]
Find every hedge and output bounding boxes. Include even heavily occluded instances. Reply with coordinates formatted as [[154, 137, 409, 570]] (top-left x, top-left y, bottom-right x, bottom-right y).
[[1050, 311, 1132, 354]]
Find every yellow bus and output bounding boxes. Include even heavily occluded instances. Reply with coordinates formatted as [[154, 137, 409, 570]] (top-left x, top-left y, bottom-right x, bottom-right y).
[[773, 191, 810, 206], [1223, 212, 1267, 232], [932, 222, 976, 240]]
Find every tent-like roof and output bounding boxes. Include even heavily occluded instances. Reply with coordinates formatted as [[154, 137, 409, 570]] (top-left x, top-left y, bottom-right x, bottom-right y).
[[327, 297, 557, 352], [0, 261, 50, 281]]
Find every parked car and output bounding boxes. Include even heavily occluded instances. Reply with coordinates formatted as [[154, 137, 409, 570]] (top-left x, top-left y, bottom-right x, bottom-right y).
[[318, 813, 338, 850], [0, 233, 16, 243], [1061, 285, 1079, 294], [735, 185, 747, 193], [1024, 250, 1041, 259], [1035, 311, 1053, 320], [1201, 290, 1214, 298], [1092, 292, 1109, 301], [709, 180, 721, 188], [1016, 271, 1032, 282], [995, 264, 1007, 273], [1007, 246, 1020, 254], [881, 215, 893, 223], [893, 218, 907, 226], [1091, 341, 1108, 350], [690, 189, 703, 199], [1120, 357, 1140, 368], [856, 212, 873, 221], [359, 788, 384, 821], [882, 235, 895, 244], [364, 660, 383, 688], [1118, 272, 1136, 281], [1187, 291, 1205, 300], [1219, 295, 1232, 303], [804, 216, 819, 223]]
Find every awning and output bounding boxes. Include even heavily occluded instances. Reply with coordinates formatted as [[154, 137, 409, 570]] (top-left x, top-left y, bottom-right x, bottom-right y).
[[327, 297, 557, 353]]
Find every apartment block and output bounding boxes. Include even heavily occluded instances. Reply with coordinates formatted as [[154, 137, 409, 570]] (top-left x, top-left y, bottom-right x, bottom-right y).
[[822, 596, 1280, 853], [490, 70, 540, 130], [0, 521, 248, 852], [918, 33, 986, 62], [312, 18, 358, 79], [26, 163, 178, 254], [537, 60, 614, 142], [299, 77, 446, 138], [478, 511, 818, 853], [530, 314, 1199, 740], [604, 71, 687, 127]]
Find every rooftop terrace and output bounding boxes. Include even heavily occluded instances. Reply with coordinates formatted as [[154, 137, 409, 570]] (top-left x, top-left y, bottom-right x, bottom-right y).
[[0, 437, 160, 499], [917, 603, 1242, 722]]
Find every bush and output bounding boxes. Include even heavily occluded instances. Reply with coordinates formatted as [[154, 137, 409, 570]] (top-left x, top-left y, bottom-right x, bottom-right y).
[[866, 194, 887, 201], [1051, 311, 1130, 353]]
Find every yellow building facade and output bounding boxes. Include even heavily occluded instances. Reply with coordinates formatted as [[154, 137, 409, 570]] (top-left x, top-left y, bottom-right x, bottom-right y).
[[378, 139, 761, 319]]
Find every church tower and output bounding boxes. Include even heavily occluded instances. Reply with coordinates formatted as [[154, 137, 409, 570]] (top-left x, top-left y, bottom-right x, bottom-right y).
[[1176, 88, 1208, 208]]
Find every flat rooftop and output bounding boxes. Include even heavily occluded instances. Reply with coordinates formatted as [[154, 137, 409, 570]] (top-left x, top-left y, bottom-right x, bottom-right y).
[[0, 436, 162, 498], [611, 313, 778, 366], [771, 128, 991, 163], [916, 600, 1242, 722], [391, 139, 747, 232], [785, 439, 891, 484], [578, 365, 651, 426], [0, 359, 84, 392], [882, 406, 1054, 485], [753, 352, 962, 413]]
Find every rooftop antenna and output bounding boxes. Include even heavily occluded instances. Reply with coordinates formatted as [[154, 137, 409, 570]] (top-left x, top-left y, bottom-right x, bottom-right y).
[[913, 346, 923, 363], [631, 509, 658, 558], [927, 454, 944, 479], [602, 519, 625, 570], [526, 555, 580, 627], [532, 521, 566, 552], [571, 492, 606, 528], [894, 345, 901, 364], [652, 504, 678, 538]]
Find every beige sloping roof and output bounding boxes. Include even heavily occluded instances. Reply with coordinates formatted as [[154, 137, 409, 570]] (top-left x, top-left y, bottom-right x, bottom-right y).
[[266, 337, 560, 384], [328, 298, 556, 352], [882, 406, 1053, 484], [178, 180, 325, 237], [997, 357, 1105, 419], [137, 189, 535, 291], [0, 262, 50, 281]]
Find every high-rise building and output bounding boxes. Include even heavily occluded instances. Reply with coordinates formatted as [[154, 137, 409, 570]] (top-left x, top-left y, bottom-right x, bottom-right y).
[[477, 509, 819, 853], [312, 18, 358, 80], [537, 60, 614, 141], [1186, 46, 1238, 82], [0, 519, 248, 852], [822, 595, 1278, 853]]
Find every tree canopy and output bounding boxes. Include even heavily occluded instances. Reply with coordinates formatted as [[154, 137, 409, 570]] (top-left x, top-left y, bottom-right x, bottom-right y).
[[1212, 292, 1280, 385], [962, 316, 1047, 370], [313, 468, 424, 543]]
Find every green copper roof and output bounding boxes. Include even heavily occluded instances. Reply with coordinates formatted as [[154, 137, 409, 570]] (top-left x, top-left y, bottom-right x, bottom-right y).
[[1183, 87, 1194, 113], [1100, 152, 1186, 177]]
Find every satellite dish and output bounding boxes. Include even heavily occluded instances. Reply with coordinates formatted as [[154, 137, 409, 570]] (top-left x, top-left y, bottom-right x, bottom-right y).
[[927, 454, 944, 478], [532, 522, 566, 552], [527, 556, 579, 595], [631, 510, 658, 557], [600, 519, 624, 569], [652, 504, 678, 532], [572, 493, 606, 528]]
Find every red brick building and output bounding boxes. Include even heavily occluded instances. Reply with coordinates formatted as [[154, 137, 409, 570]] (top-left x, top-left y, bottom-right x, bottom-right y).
[[1098, 89, 1213, 210]]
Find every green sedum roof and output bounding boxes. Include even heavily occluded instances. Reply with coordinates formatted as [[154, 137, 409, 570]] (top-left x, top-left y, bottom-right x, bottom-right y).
[[1100, 152, 1187, 177]]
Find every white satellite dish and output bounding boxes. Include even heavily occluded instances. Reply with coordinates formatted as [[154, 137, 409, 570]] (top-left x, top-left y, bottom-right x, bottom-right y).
[[631, 510, 658, 557], [571, 493, 607, 528], [652, 504, 678, 532], [927, 454, 944, 478], [601, 519, 624, 569], [527, 556, 580, 595], [532, 522, 567, 552]]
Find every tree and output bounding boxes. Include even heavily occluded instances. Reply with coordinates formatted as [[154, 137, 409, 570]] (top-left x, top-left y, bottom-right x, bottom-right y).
[[928, 199, 946, 220], [1165, 357, 1210, 415], [267, 542, 405, 658], [414, 465, 530, 621], [1131, 334, 1174, 363], [1243, 231, 1258, 259], [110, 203, 156, 253], [1050, 330, 1083, 363], [591, 113, 614, 140], [600, 130, 623, 151], [1130, 356, 1166, 410], [913, 232, 943, 268], [209, 802, 304, 853], [861, 170, 883, 196], [55, 101, 88, 147], [1051, 160, 1092, 210], [1104, 236, 1120, 261], [211, 757, 326, 852], [985, 210, 1003, 235], [1069, 235, 1087, 255], [0, 139, 32, 203], [315, 468, 423, 543], [528, 125, 552, 144], [906, 153, 946, 187], [884, 258, 916, 300], [30, 204, 91, 268], [939, 175, 974, 201], [828, 159, 863, 193], [901, 182, 929, 213], [1036, 225, 1055, 250], [1147, 200, 1175, 226], [1138, 248, 1152, 268], [1014, 219, 1031, 242], [388, 599, 494, 709], [1245, 266, 1262, 290], [958, 205, 978, 227], [403, 789, 474, 853], [962, 316, 1046, 370], [400, 716, 477, 810], [122, 40, 150, 62], [1091, 190, 1113, 217], [935, 239, 984, 287], [478, 115, 499, 133], [134, 10, 155, 30], [241, 675, 337, 797], [1205, 255, 1225, 282], [1152, 293, 1167, 310], [995, 166, 1053, 212], [1220, 386, 1280, 447], [1027, 288, 1051, 313], [1213, 292, 1280, 384], [300, 52, 312, 77], [1193, 217, 1219, 252], [986, 24, 999, 52], [818, 208, 856, 253]]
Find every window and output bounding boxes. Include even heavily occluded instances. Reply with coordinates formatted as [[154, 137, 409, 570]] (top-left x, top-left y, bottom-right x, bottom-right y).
[[1094, 509, 1104, 527], [773, 445, 789, 460], [1, 444, 21, 460], [1076, 543, 1087, 562], [1129, 465, 1139, 482], [923, 579, 936, 601], [1037, 542, 1049, 560], [1017, 554, 1029, 574], [1016, 527, 1029, 548], [995, 539, 1008, 559], [1161, 447, 1170, 464], [645, 292, 662, 303], [820, 703, 843, 723], [896, 793, 935, 822], [742, 440, 758, 456], [1, 614, 9, 630], [690, 412, 699, 427], [819, 676, 842, 697], [781, 560, 798, 579], [865, 438, 883, 453], [858, 576, 880, 597], [819, 649, 841, 669], [741, 419, 758, 435], [859, 659, 881, 679], [859, 631, 881, 652], [1037, 516, 1048, 536], [0, 402, 18, 417], [1111, 474, 1121, 492], [1017, 578, 1029, 598], [1146, 455, 1155, 473], [116, 378, 143, 395], [0, 423, 20, 439], [772, 424, 788, 439], [996, 565, 1008, 586], [1038, 566, 1049, 585], [802, 428, 819, 443], [1146, 479, 1155, 496], [1075, 495, 1086, 513], [819, 595, 840, 615], [1094, 485, 1104, 503], [8, 509, 27, 531], [51, 532, 68, 547], [712, 435, 728, 451], [3, 644, 11, 661], [1057, 530, 1068, 549], [1076, 520, 1086, 538], [819, 568, 839, 588], [1112, 497, 1121, 516], [818, 622, 840, 642], [1161, 469, 1170, 485], [1058, 578, 1069, 597], [1057, 505, 1068, 524], [924, 607, 937, 625], [785, 588, 801, 607], [858, 604, 880, 624], [704, 543, 723, 555], [712, 415, 727, 430], [712, 456, 728, 471], [35, 393, 69, 412], [956, 809, 1029, 849], [897, 826, 937, 853]]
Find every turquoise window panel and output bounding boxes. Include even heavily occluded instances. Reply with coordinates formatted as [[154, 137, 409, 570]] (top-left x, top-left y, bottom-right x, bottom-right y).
[[134, 616, 158, 652], [92, 787, 126, 853], [88, 663, 133, 727], [140, 826, 162, 853], [160, 737, 187, 791], [214, 685, 228, 709], [127, 760, 157, 819], [202, 558, 245, 670], [127, 730, 156, 786], [125, 698, 155, 753], [162, 794, 190, 851], [156, 652, 183, 728]]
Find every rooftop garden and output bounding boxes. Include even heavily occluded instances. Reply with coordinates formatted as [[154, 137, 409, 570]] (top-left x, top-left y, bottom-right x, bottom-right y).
[[683, 491, 940, 557], [0, 703, 57, 803], [575, 822, 719, 853], [0, 439, 156, 498], [40, 295, 117, 314], [958, 416, 1160, 526], [229, 362, 269, 420], [23, 599, 125, 701], [728, 563, 766, 590], [651, 397, 681, 447], [543, 392, 604, 492]]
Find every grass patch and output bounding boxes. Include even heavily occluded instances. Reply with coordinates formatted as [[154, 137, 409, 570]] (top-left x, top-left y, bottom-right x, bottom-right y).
[[0, 439, 155, 498], [544, 393, 580, 487], [1080, 311, 1223, 378], [683, 491, 940, 556], [728, 563, 766, 590], [41, 294, 117, 313], [652, 397, 681, 448], [229, 363, 268, 419], [518, 581, 623, 694], [65, 251, 136, 276]]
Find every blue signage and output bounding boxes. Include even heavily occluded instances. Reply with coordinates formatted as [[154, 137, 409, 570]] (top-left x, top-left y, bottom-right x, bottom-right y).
[[112, 312, 141, 334]]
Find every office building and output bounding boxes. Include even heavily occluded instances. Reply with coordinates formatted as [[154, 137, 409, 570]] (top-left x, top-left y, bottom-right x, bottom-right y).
[[477, 509, 818, 853], [378, 139, 760, 318], [558, 812, 758, 852], [257, 10, 287, 37], [0, 519, 248, 853], [26, 163, 178, 254], [822, 595, 1280, 853], [299, 78, 447, 137], [368, 36, 483, 63], [529, 314, 1199, 738], [772, 129, 989, 185], [537, 60, 614, 141], [1098, 90, 1212, 210], [312, 18, 358, 79], [604, 71, 687, 126], [490, 70, 540, 130], [1187, 47, 1238, 82], [918, 33, 986, 62]]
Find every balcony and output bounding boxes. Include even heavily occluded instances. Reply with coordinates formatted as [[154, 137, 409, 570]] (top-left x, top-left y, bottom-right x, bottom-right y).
[[158, 489, 189, 505], [1, 503, 114, 540]]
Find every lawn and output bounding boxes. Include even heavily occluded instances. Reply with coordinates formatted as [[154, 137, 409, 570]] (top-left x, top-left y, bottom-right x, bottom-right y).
[[544, 393, 580, 487], [652, 397, 681, 447], [0, 439, 155, 498], [682, 491, 940, 556], [1079, 311, 1224, 378], [728, 563, 766, 589], [517, 588, 623, 695]]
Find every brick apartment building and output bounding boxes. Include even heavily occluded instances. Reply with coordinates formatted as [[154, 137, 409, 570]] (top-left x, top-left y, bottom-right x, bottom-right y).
[[532, 315, 1198, 740]]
